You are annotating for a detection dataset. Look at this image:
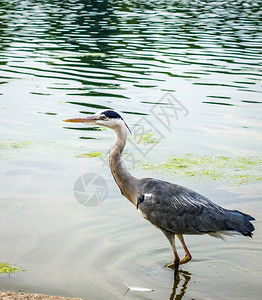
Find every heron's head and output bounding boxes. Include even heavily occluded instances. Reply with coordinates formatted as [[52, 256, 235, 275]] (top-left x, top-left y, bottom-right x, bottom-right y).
[[63, 109, 130, 132]]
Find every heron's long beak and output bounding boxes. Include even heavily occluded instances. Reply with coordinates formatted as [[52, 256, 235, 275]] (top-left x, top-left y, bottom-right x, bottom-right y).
[[63, 116, 98, 123]]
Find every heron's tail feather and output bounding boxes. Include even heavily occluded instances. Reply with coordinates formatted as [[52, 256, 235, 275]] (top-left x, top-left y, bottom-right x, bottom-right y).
[[226, 209, 255, 237], [229, 209, 255, 221]]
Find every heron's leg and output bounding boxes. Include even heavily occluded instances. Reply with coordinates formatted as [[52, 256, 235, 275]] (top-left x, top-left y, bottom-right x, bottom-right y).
[[176, 234, 192, 265], [161, 230, 180, 273]]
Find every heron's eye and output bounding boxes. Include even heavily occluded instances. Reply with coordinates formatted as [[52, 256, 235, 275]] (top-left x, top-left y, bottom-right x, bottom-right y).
[[102, 115, 107, 120]]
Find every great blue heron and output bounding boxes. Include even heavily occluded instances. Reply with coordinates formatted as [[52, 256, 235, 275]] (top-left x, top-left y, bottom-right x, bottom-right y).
[[64, 110, 255, 274]]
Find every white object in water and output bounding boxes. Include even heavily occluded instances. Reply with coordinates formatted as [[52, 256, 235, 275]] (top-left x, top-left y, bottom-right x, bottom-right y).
[[123, 281, 154, 294]]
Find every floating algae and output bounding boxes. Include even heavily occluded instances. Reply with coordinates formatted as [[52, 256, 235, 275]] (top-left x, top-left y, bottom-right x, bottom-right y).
[[0, 141, 32, 159], [142, 154, 262, 184], [128, 133, 160, 144], [140, 133, 160, 144], [0, 141, 31, 150], [76, 151, 102, 158], [0, 263, 23, 276]]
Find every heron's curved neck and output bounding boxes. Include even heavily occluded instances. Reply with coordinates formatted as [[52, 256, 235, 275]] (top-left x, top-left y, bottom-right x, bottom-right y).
[[109, 124, 138, 205]]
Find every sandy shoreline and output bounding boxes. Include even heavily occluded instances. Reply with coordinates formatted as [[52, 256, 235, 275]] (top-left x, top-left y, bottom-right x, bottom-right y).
[[0, 291, 87, 300]]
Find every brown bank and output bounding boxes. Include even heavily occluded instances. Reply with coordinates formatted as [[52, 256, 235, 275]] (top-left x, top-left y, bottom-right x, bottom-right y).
[[0, 291, 87, 300]]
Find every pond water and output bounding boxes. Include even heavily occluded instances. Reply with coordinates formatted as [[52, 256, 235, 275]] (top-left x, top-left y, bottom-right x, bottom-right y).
[[0, 0, 262, 299]]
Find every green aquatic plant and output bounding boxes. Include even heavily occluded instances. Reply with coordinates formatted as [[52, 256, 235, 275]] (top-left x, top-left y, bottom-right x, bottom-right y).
[[0, 263, 23, 275], [128, 133, 160, 145], [76, 151, 102, 158], [0, 140, 103, 160], [0, 141, 32, 159], [141, 133, 159, 144], [235, 174, 262, 184], [0, 141, 31, 150], [142, 154, 262, 184]]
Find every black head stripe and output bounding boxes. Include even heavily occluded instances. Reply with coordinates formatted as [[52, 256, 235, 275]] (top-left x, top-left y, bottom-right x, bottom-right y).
[[103, 110, 123, 119], [102, 110, 131, 133]]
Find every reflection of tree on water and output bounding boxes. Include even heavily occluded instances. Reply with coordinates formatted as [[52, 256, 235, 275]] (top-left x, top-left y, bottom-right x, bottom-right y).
[[170, 270, 191, 300], [0, 1, 17, 60]]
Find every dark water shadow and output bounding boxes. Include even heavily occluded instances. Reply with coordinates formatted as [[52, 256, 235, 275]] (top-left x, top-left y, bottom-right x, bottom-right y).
[[170, 269, 191, 300]]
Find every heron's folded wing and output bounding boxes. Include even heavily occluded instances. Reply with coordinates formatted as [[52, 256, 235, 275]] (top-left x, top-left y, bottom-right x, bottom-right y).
[[138, 189, 228, 234]]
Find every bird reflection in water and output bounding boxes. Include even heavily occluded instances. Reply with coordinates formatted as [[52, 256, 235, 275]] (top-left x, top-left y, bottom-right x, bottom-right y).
[[170, 270, 191, 300]]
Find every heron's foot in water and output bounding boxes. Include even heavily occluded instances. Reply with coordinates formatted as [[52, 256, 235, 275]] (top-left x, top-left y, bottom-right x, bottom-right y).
[[167, 261, 179, 270], [167, 254, 191, 269], [179, 254, 192, 265], [167, 262, 174, 269]]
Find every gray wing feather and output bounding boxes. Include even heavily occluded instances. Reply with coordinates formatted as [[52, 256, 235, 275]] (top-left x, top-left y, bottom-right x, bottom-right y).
[[137, 178, 254, 236]]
